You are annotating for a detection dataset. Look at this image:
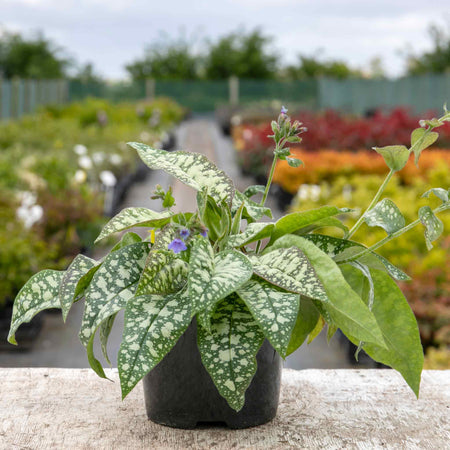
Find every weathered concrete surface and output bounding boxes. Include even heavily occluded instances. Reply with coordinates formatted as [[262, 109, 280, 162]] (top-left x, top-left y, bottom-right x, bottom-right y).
[[0, 368, 448, 449]]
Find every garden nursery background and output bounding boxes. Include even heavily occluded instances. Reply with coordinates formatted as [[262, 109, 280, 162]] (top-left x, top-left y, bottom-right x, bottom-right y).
[[0, 5, 449, 371]]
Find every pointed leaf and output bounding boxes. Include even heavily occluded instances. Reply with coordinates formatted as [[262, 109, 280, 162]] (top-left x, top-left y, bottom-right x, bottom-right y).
[[79, 242, 149, 347], [95, 207, 172, 243], [237, 278, 299, 357], [136, 250, 188, 295], [59, 254, 96, 321], [286, 157, 303, 168], [129, 143, 235, 206], [118, 290, 192, 398], [422, 188, 449, 204], [243, 185, 265, 198], [8, 270, 64, 345], [411, 128, 439, 165], [305, 234, 410, 281], [293, 216, 349, 237], [341, 265, 424, 397], [197, 296, 265, 411], [189, 238, 253, 329], [286, 297, 320, 356], [372, 145, 410, 171], [86, 331, 108, 379], [232, 191, 272, 222], [269, 206, 351, 244], [364, 198, 405, 234], [227, 222, 274, 248], [249, 247, 328, 301], [73, 263, 102, 299], [419, 206, 444, 250], [267, 235, 386, 349], [99, 312, 117, 365], [307, 315, 325, 344], [110, 232, 142, 252]]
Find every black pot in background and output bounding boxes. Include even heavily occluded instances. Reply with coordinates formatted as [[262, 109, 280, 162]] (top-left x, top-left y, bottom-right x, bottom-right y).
[[143, 320, 282, 429]]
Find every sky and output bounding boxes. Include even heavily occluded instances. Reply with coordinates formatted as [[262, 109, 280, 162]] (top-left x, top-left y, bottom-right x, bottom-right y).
[[0, 0, 449, 79]]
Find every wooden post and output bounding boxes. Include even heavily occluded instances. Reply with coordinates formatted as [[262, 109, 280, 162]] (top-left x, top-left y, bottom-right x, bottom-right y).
[[229, 76, 239, 105], [145, 78, 155, 101]]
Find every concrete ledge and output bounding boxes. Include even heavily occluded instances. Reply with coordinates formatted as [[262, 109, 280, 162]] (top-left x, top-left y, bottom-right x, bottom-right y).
[[0, 368, 448, 449]]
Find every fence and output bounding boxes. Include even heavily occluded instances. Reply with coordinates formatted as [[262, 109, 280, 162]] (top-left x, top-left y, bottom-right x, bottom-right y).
[[1, 74, 450, 119], [0, 78, 68, 120]]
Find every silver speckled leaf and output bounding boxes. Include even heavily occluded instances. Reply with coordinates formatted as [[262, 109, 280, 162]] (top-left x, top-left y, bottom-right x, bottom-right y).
[[227, 222, 274, 248], [237, 278, 299, 357], [197, 295, 265, 411], [419, 206, 444, 250], [118, 290, 191, 398], [364, 198, 405, 235]]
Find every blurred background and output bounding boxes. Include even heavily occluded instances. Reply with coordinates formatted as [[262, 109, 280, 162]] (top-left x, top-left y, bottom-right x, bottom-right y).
[[0, 1, 449, 371]]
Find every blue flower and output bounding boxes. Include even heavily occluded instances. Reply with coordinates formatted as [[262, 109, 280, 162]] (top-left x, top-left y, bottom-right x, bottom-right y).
[[179, 228, 190, 240], [168, 238, 187, 254], [200, 228, 209, 238], [281, 105, 288, 115]]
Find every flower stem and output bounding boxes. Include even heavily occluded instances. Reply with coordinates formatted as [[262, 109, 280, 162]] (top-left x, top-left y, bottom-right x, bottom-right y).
[[260, 151, 279, 207], [338, 203, 449, 264]]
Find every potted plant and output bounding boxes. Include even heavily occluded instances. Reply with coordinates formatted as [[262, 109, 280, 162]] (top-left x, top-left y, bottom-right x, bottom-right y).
[[8, 107, 450, 429]]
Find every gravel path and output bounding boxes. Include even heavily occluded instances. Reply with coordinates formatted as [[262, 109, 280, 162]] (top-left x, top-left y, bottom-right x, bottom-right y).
[[0, 117, 359, 370]]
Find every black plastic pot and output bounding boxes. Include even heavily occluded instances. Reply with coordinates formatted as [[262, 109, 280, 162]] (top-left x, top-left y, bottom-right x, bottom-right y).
[[143, 320, 282, 429]]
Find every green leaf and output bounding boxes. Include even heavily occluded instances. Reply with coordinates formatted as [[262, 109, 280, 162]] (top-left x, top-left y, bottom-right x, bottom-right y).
[[307, 315, 325, 344], [128, 143, 235, 206], [86, 332, 108, 379], [242, 185, 265, 198], [305, 234, 410, 281], [227, 222, 274, 248], [372, 145, 410, 171], [341, 265, 424, 397], [286, 297, 320, 356], [236, 278, 299, 357], [411, 128, 439, 165], [59, 254, 96, 322], [422, 188, 449, 204], [232, 191, 272, 223], [188, 238, 253, 330], [268, 235, 386, 349], [8, 270, 64, 345], [286, 157, 303, 168], [293, 216, 349, 237], [73, 263, 102, 299], [118, 290, 192, 399], [136, 250, 188, 295], [110, 232, 142, 252], [95, 208, 172, 243], [418, 206, 444, 250], [197, 295, 265, 411], [99, 312, 117, 365], [364, 198, 405, 234], [249, 247, 328, 301], [269, 206, 350, 244], [201, 196, 231, 242], [79, 242, 149, 347]]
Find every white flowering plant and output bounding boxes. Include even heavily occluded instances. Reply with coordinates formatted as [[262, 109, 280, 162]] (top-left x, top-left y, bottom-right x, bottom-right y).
[[8, 107, 450, 411]]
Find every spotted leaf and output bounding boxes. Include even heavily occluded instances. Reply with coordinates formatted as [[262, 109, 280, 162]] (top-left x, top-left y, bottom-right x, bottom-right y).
[[79, 242, 149, 347], [227, 222, 274, 248], [419, 206, 444, 250], [422, 188, 449, 204], [189, 238, 253, 330], [305, 234, 410, 281], [197, 296, 265, 411], [237, 278, 299, 357], [249, 247, 328, 301], [268, 235, 386, 349], [128, 143, 235, 206], [232, 191, 272, 222], [59, 254, 96, 321], [364, 198, 405, 234], [136, 250, 188, 295], [8, 270, 64, 345], [118, 290, 191, 399], [95, 207, 172, 243]]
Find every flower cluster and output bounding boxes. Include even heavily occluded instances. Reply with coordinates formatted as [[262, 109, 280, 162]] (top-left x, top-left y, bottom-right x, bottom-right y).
[[168, 227, 208, 254]]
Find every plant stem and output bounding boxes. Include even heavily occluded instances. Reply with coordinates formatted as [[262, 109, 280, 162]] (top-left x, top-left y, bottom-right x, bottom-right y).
[[260, 152, 279, 207], [347, 168, 395, 238], [338, 203, 449, 264]]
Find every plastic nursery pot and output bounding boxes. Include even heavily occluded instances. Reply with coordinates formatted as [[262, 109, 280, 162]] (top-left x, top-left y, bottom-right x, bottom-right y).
[[143, 319, 282, 429]]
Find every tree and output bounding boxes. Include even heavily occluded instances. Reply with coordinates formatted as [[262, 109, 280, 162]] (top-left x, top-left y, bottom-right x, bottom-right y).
[[285, 52, 361, 80], [204, 29, 278, 79], [406, 22, 450, 75], [0, 30, 70, 78], [125, 33, 201, 80]]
